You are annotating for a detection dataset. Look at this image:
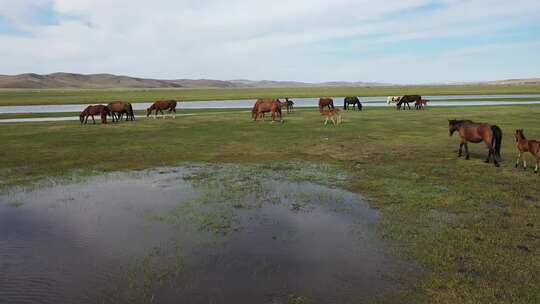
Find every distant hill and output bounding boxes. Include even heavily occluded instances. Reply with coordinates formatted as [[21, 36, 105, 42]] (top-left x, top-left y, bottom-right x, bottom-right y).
[[0, 73, 389, 89], [484, 78, 540, 86], [0, 72, 538, 89]]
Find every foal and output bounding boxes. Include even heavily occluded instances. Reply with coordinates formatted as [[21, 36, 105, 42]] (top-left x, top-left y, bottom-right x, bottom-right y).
[[514, 129, 540, 173], [321, 108, 342, 125]]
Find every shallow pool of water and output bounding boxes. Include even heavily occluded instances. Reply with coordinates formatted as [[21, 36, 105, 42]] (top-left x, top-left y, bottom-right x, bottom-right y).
[[0, 164, 412, 303]]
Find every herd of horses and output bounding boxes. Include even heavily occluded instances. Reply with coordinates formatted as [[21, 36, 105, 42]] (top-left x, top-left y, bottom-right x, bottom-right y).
[[387, 95, 429, 110], [79, 100, 177, 124], [79, 96, 540, 172]]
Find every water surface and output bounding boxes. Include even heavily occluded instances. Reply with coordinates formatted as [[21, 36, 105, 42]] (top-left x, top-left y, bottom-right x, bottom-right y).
[[0, 164, 413, 303]]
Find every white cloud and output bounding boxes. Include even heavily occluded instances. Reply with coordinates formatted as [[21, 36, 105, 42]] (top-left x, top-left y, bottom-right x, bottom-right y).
[[0, 0, 539, 83]]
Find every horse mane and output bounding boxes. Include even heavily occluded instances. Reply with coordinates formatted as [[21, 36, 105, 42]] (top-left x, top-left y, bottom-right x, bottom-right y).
[[516, 129, 526, 140]]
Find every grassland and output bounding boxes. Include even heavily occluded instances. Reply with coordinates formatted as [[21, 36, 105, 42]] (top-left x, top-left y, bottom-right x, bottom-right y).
[[1, 105, 540, 303], [1, 84, 540, 106]]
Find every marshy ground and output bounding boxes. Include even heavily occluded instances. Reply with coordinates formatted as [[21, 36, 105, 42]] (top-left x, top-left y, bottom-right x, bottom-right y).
[[1, 105, 540, 303]]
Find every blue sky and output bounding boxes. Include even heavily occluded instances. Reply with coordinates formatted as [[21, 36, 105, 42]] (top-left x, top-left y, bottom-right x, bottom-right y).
[[0, 0, 539, 84]]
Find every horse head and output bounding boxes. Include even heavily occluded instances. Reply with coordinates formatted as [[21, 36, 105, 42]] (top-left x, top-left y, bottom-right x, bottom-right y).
[[515, 129, 525, 142], [448, 119, 459, 136], [79, 112, 85, 124], [146, 107, 153, 117]]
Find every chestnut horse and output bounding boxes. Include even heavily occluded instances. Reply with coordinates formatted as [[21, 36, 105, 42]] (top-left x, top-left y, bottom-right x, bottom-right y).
[[108, 101, 134, 122], [319, 98, 334, 111], [514, 129, 540, 173], [343, 96, 362, 111], [415, 99, 428, 110], [252, 98, 282, 122], [321, 108, 342, 125], [449, 119, 502, 167], [147, 100, 177, 118], [397, 95, 421, 110], [79, 105, 110, 124]]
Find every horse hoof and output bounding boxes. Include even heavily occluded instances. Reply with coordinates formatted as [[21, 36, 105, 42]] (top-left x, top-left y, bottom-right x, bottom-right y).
[[495, 163, 500, 167]]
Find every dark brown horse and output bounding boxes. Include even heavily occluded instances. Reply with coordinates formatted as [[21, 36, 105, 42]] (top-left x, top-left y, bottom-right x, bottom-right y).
[[514, 129, 540, 173], [79, 105, 111, 124], [147, 100, 177, 118], [252, 98, 282, 122], [279, 98, 294, 113], [449, 119, 502, 166], [108, 101, 134, 122], [319, 98, 334, 111], [397, 95, 421, 110], [343, 96, 362, 111]]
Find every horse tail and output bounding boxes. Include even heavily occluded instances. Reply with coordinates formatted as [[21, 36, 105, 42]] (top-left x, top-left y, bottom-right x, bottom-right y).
[[128, 103, 134, 120], [491, 125, 502, 161]]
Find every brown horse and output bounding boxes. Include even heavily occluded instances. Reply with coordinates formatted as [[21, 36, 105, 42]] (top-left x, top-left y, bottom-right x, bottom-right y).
[[319, 98, 334, 111], [79, 105, 111, 124], [415, 99, 428, 110], [252, 98, 282, 122], [449, 119, 502, 166], [397, 95, 421, 110], [514, 129, 540, 173], [321, 108, 342, 125], [108, 101, 134, 122], [147, 100, 177, 118]]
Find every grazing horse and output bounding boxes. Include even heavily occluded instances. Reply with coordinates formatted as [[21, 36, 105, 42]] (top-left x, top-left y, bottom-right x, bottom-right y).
[[279, 98, 294, 114], [397, 95, 421, 110], [320, 108, 342, 125], [387, 96, 401, 104], [343, 96, 362, 111], [449, 119, 502, 167], [252, 98, 283, 122], [514, 129, 540, 173], [319, 98, 334, 111], [147, 100, 177, 118], [415, 99, 428, 110], [79, 105, 111, 124], [108, 101, 134, 122]]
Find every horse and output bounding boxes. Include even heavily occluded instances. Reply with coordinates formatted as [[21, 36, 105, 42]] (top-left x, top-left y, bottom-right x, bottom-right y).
[[319, 98, 334, 111], [147, 100, 177, 118], [397, 95, 421, 110], [108, 101, 134, 122], [252, 98, 283, 122], [343, 96, 362, 111], [320, 108, 342, 125], [79, 105, 111, 124], [387, 96, 401, 104], [415, 99, 428, 110], [279, 98, 294, 114], [448, 119, 502, 167], [514, 129, 540, 173]]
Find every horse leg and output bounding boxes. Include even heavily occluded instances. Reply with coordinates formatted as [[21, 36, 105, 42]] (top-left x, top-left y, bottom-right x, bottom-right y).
[[91, 115, 95, 124], [516, 151, 522, 168], [534, 154, 539, 173], [464, 142, 470, 160], [324, 117, 329, 125], [458, 143, 464, 157]]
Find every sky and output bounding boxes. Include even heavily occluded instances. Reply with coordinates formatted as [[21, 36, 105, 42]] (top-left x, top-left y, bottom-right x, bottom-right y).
[[0, 0, 539, 84]]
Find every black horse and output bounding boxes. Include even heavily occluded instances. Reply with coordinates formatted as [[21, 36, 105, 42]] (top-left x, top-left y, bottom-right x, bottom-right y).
[[397, 95, 421, 110], [343, 96, 362, 111]]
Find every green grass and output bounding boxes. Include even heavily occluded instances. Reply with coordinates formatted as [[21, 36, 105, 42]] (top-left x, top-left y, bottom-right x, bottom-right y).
[[1, 105, 540, 303], [1, 84, 540, 106]]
